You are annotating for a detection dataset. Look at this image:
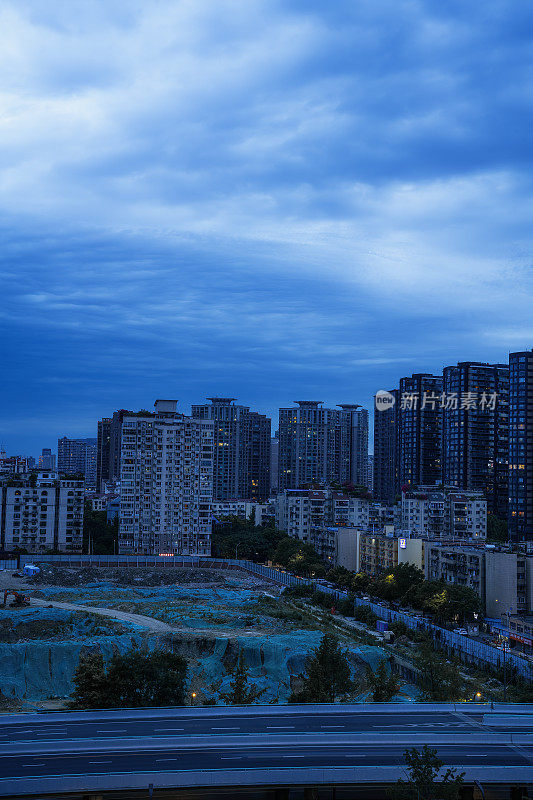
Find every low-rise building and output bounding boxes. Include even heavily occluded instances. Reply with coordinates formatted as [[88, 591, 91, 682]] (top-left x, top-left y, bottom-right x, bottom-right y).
[[508, 615, 533, 652], [106, 496, 120, 523], [335, 527, 360, 571], [357, 532, 425, 575], [425, 542, 533, 620], [211, 499, 274, 527], [0, 454, 34, 475], [425, 542, 485, 599], [0, 471, 84, 553], [275, 489, 385, 541], [485, 549, 533, 618], [402, 486, 486, 541], [86, 492, 120, 513]]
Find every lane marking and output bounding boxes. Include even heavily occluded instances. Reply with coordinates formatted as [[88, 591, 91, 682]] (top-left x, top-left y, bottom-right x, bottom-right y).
[[22, 764, 45, 767], [321, 725, 345, 728], [156, 758, 178, 762], [89, 760, 113, 764], [154, 728, 185, 732], [220, 756, 242, 760], [211, 726, 240, 730], [96, 729, 127, 733], [266, 726, 295, 729], [35, 731, 67, 734]]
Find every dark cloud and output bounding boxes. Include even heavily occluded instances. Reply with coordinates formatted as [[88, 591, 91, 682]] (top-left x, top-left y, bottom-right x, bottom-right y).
[[0, 0, 532, 453]]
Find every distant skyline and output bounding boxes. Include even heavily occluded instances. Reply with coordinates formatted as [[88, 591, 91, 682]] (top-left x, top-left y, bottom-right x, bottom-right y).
[[1, 1, 532, 454]]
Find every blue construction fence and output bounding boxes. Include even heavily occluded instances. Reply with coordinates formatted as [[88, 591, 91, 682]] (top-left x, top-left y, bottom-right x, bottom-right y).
[[17, 553, 533, 681], [241, 560, 533, 682]]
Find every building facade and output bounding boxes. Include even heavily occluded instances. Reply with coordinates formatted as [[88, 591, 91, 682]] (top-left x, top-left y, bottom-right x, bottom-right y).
[[0, 471, 84, 553], [397, 373, 443, 488], [57, 437, 98, 490], [95, 409, 136, 490], [508, 350, 533, 544], [401, 486, 487, 541], [278, 401, 369, 490], [373, 389, 398, 503], [338, 404, 369, 487], [249, 411, 271, 500], [191, 399, 270, 501], [211, 499, 274, 527], [118, 400, 213, 555], [442, 361, 509, 518], [39, 449, 56, 470], [0, 454, 34, 475], [425, 542, 533, 620], [270, 433, 279, 493], [96, 418, 111, 490], [357, 532, 425, 575]]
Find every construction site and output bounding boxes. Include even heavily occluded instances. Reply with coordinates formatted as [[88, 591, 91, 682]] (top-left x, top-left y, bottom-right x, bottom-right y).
[[0, 562, 407, 710]]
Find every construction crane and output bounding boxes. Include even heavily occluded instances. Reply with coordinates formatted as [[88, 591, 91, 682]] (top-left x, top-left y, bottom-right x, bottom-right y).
[[2, 590, 30, 607]]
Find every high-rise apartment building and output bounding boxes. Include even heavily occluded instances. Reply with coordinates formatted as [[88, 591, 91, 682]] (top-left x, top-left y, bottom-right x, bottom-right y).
[[96, 409, 136, 488], [509, 350, 533, 544], [96, 418, 111, 490], [373, 389, 398, 503], [278, 401, 369, 490], [366, 455, 374, 492], [249, 411, 271, 500], [191, 398, 270, 500], [39, 448, 56, 470], [270, 432, 279, 493], [118, 400, 213, 555], [397, 373, 443, 488], [442, 362, 509, 517], [1, 471, 84, 553], [339, 404, 369, 486], [57, 437, 98, 490]]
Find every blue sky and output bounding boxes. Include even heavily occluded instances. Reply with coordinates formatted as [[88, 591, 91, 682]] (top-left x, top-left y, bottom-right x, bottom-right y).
[[1, 0, 532, 455]]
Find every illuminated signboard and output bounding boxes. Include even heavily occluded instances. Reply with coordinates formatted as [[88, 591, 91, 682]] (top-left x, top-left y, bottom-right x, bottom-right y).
[[399, 538, 407, 549]]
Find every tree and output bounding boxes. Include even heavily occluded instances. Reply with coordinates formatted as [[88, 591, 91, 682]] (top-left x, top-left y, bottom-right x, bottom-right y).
[[69, 650, 108, 709], [487, 513, 508, 543], [211, 515, 286, 562], [69, 647, 188, 709], [403, 580, 481, 623], [366, 659, 401, 702], [325, 566, 353, 589], [219, 649, 265, 705], [416, 643, 462, 702], [375, 563, 425, 602], [83, 501, 118, 555], [389, 745, 464, 800], [350, 571, 371, 594], [290, 633, 353, 703], [439, 584, 483, 622], [273, 538, 325, 577]]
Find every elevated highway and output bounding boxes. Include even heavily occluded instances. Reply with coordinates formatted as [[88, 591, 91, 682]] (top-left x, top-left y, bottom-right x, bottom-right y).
[[1, 704, 532, 798]]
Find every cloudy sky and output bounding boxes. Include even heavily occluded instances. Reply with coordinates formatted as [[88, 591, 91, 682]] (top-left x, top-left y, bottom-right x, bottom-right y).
[[1, 0, 532, 455]]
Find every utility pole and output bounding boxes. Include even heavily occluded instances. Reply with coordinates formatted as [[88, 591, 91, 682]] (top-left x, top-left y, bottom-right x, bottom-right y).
[[502, 637, 507, 702]]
